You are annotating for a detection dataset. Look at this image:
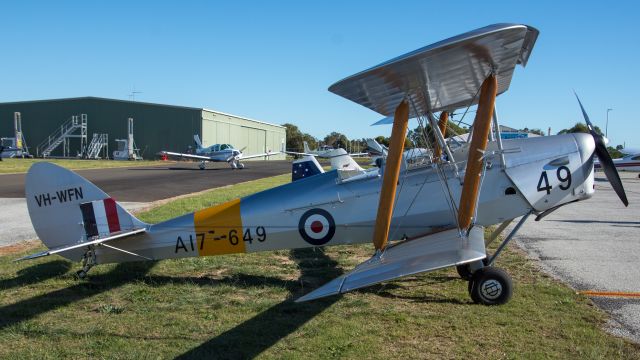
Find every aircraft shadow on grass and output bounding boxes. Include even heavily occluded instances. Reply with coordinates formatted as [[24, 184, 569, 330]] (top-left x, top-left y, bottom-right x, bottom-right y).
[[0, 248, 342, 359], [355, 274, 468, 305], [0, 261, 158, 331], [175, 247, 343, 359], [0, 248, 462, 358], [0, 260, 71, 291]]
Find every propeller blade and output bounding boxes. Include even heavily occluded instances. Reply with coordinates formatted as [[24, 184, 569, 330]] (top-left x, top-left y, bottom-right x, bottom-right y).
[[595, 140, 628, 206], [573, 91, 595, 132], [573, 93, 628, 207]]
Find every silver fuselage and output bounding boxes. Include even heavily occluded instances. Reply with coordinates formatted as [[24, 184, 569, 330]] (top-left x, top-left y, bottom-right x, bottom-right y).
[[93, 133, 596, 264]]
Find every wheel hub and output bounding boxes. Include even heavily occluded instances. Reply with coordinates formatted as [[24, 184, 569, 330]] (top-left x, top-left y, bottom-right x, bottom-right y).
[[481, 279, 502, 300]]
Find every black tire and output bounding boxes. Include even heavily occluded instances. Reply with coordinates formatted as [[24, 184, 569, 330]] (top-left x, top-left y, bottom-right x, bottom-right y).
[[468, 278, 480, 303], [469, 267, 513, 305], [76, 270, 87, 279], [456, 264, 473, 280]]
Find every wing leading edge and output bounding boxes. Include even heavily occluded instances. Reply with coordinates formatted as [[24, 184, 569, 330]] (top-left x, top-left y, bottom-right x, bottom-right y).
[[329, 23, 539, 116]]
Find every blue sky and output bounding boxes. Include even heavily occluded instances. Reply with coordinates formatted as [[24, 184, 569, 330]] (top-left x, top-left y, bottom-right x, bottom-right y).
[[1, 1, 638, 148]]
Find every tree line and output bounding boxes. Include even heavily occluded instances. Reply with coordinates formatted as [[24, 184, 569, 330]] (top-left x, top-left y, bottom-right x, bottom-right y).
[[283, 121, 624, 158]]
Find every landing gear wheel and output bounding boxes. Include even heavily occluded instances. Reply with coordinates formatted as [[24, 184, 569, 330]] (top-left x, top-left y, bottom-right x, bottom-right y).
[[199, 162, 206, 170], [76, 270, 87, 279], [468, 267, 513, 305], [456, 264, 473, 280], [237, 162, 245, 169]]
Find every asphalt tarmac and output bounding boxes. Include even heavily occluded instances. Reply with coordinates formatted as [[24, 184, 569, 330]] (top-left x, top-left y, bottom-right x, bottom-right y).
[[0, 160, 291, 202], [514, 172, 640, 343], [0, 199, 148, 247]]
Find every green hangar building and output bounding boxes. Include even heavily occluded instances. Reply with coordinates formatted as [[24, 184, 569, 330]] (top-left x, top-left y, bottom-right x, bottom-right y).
[[0, 97, 286, 160]]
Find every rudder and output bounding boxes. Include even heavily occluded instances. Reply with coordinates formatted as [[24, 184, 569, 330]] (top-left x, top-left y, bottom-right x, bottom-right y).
[[193, 134, 203, 150], [25, 162, 146, 261]]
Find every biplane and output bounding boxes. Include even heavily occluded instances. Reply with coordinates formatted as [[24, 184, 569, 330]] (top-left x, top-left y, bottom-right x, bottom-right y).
[[160, 135, 278, 169], [19, 24, 628, 305]]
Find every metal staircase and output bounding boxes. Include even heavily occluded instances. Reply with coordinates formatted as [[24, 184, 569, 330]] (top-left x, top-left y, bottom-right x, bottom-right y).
[[85, 133, 109, 159], [37, 114, 87, 158]]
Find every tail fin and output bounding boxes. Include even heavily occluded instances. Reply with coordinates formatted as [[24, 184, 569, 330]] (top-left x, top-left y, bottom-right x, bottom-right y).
[[25, 163, 147, 261], [292, 155, 324, 181], [193, 134, 203, 150], [327, 149, 364, 172], [303, 141, 311, 154]]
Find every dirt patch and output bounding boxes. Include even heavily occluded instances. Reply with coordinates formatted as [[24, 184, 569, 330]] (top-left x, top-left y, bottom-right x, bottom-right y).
[[0, 240, 40, 256]]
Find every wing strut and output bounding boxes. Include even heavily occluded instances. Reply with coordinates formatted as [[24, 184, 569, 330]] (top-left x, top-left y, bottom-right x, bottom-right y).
[[372, 100, 409, 251], [457, 75, 498, 230], [433, 111, 449, 161]]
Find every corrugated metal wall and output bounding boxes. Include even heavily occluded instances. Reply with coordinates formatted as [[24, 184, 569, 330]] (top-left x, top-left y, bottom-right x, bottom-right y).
[[201, 110, 285, 160], [0, 97, 285, 160]]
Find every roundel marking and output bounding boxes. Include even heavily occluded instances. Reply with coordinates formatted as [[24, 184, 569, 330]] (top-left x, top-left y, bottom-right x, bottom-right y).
[[298, 208, 336, 246], [310, 221, 323, 233]]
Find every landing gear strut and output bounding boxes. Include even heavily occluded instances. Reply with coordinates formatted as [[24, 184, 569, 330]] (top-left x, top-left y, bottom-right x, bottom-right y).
[[230, 160, 244, 169], [76, 248, 96, 279], [458, 212, 532, 305]]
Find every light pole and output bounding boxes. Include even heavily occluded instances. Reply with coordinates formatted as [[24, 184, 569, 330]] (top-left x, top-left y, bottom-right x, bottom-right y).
[[606, 108, 613, 137]]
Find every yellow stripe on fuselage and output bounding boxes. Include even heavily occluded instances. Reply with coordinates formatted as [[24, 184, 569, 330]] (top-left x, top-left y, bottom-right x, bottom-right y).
[[194, 199, 245, 256]]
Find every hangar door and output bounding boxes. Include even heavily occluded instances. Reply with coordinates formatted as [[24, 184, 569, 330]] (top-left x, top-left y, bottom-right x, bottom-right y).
[[244, 127, 266, 157], [202, 119, 228, 146]]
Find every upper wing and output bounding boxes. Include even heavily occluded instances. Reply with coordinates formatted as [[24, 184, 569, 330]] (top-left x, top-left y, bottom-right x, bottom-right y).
[[329, 23, 538, 116], [241, 151, 281, 160], [160, 151, 214, 161], [16, 228, 147, 261]]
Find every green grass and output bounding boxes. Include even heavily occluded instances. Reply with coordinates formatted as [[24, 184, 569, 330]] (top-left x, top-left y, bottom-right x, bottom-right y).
[[1, 173, 639, 359], [0, 158, 171, 174], [138, 173, 290, 224]]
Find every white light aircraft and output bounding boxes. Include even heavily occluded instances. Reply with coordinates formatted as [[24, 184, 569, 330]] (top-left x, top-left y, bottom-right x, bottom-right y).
[[595, 149, 640, 172], [295, 141, 368, 158], [365, 138, 431, 167], [18, 24, 628, 306], [160, 135, 279, 169]]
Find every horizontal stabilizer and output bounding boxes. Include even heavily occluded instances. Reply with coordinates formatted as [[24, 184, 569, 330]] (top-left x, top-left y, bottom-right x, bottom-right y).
[[16, 228, 146, 261], [296, 226, 486, 302]]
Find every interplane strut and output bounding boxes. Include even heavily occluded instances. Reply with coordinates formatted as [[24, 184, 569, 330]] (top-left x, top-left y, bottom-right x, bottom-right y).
[[372, 100, 410, 250]]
